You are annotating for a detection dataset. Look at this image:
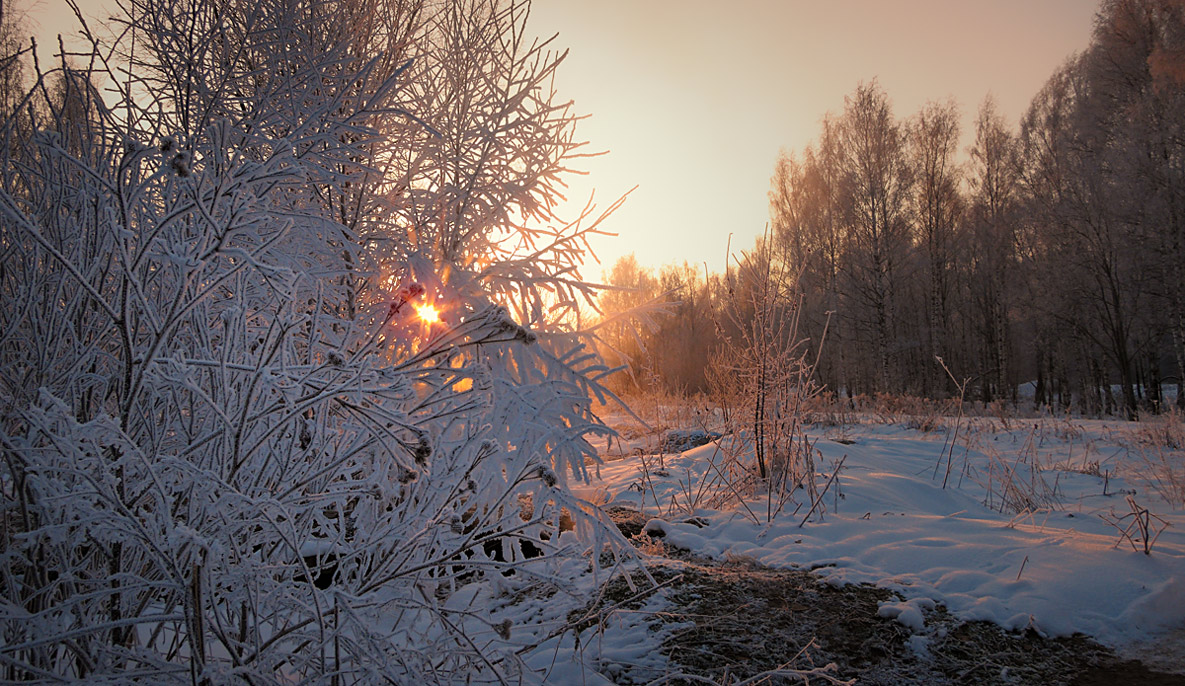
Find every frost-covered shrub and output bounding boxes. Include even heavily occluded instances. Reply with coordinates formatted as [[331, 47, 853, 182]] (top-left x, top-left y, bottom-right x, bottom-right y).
[[0, 0, 626, 683], [706, 231, 825, 521]]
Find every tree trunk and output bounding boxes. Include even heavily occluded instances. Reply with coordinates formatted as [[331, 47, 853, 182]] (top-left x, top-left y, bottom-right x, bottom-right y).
[[1173, 310, 1185, 410], [1149, 350, 1163, 414]]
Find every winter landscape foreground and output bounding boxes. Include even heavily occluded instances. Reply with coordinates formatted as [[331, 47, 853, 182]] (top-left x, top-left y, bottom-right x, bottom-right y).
[[506, 405, 1185, 684]]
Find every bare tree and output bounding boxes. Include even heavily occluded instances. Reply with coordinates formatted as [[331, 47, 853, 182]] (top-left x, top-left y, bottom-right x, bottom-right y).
[[836, 81, 912, 392], [907, 99, 963, 397], [1020, 54, 1155, 419], [968, 95, 1022, 402], [1085, 0, 1185, 410], [770, 115, 848, 397]]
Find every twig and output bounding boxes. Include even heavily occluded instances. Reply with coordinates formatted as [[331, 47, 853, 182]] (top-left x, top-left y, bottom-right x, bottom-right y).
[[799, 455, 846, 528]]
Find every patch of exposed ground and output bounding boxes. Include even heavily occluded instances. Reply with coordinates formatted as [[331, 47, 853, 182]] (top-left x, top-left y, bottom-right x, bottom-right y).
[[588, 506, 1185, 685]]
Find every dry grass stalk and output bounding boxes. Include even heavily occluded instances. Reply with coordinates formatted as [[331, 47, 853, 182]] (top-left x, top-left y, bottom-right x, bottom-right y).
[[1099, 495, 1171, 555]]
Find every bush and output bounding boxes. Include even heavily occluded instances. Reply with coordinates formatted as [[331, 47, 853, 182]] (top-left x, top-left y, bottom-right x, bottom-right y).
[[0, 1, 629, 682]]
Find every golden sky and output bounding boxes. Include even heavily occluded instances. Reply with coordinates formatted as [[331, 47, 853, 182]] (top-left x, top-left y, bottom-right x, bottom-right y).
[[528, 0, 1098, 278], [28, 0, 1099, 278]]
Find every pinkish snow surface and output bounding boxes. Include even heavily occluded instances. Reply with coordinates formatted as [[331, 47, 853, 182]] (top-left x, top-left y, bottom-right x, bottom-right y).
[[579, 417, 1185, 669]]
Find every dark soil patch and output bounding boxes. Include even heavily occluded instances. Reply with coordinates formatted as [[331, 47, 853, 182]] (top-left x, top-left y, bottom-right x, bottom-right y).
[[604, 505, 650, 538], [589, 507, 1185, 685], [1071, 660, 1185, 686], [657, 559, 905, 684], [661, 430, 721, 454]]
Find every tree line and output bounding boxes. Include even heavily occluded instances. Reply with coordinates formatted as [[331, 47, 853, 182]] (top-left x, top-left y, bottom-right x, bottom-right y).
[[599, 0, 1185, 419]]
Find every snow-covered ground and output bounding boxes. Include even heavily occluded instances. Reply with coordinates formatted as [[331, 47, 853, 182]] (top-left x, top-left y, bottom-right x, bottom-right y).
[[574, 414, 1185, 672]]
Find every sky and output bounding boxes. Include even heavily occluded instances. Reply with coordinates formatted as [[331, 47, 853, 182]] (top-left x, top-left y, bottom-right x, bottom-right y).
[[526, 1, 1099, 276], [26, 0, 1100, 277]]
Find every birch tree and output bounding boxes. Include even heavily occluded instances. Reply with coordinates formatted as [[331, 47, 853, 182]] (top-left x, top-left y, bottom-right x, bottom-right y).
[[968, 96, 1021, 402], [836, 82, 912, 392], [907, 99, 963, 397]]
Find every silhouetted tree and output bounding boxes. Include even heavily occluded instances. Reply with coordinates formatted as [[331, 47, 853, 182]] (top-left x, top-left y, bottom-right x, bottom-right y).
[[836, 81, 913, 393], [907, 99, 963, 396]]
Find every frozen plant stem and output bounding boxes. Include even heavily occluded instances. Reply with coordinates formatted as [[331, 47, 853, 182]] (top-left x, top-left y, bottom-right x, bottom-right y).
[[799, 455, 846, 527], [934, 355, 970, 490]]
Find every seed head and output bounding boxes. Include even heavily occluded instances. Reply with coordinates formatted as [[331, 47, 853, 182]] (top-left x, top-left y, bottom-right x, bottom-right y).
[[413, 432, 433, 465]]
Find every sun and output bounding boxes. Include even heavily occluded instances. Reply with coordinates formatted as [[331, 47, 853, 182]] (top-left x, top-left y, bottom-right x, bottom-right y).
[[415, 303, 440, 324]]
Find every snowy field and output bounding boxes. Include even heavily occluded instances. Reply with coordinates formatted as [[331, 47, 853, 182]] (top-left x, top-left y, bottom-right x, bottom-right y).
[[550, 412, 1185, 679]]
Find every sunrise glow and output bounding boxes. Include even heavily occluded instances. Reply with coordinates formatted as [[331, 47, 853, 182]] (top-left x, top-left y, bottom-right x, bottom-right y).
[[415, 304, 440, 324]]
